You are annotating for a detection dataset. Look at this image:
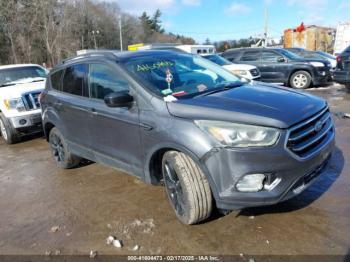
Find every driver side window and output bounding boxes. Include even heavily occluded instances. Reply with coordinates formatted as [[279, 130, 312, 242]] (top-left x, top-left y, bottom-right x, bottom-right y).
[[89, 64, 130, 100]]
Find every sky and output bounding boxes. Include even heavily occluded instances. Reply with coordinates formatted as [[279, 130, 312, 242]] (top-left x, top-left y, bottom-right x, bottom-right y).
[[113, 0, 350, 43]]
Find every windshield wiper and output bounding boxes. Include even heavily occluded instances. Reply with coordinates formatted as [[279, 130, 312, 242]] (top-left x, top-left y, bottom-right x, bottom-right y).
[[194, 81, 243, 97]]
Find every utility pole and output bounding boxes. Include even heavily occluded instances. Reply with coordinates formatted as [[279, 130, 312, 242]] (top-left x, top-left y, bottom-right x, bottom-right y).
[[119, 15, 123, 51], [264, 7, 269, 47]]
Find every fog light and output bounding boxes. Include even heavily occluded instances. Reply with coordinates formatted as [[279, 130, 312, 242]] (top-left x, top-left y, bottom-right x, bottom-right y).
[[19, 119, 27, 125], [236, 174, 265, 192]]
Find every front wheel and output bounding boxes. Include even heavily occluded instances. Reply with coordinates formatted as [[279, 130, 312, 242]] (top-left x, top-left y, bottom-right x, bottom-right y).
[[162, 151, 213, 225], [0, 113, 19, 144], [290, 71, 312, 89], [49, 127, 81, 169]]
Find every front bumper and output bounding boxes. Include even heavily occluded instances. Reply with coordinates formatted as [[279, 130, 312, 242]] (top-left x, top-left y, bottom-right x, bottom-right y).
[[333, 70, 350, 84], [202, 128, 335, 210], [9, 113, 42, 131]]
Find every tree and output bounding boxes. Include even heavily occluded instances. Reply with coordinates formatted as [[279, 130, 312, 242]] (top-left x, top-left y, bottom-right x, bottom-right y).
[[204, 38, 211, 45]]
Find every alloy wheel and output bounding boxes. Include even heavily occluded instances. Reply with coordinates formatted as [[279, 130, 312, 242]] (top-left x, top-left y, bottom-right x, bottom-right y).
[[163, 162, 185, 216], [50, 134, 65, 163], [293, 73, 308, 88], [0, 119, 8, 141]]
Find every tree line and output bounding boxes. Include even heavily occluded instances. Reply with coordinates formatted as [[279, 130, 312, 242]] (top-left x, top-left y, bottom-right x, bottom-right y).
[[0, 0, 195, 67]]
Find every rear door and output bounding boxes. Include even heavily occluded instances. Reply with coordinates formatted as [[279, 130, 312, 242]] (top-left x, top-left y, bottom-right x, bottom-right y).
[[260, 50, 289, 82], [54, 64, 91, 149], [87, 62, 143, 175]]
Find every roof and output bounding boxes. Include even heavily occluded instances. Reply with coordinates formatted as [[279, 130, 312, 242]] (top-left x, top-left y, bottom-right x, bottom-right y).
[[0, 64, 44, 70], [51, 49, 183, 72]]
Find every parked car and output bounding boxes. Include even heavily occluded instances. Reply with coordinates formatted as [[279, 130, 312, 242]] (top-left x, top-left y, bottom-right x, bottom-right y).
[[333, 45, 350, 92], [202, 54, 261, 80], [42, 50, 335, 225], [0, 64, 47, 144], [286, 48, 337, 69], [221, 48, 332, 89]]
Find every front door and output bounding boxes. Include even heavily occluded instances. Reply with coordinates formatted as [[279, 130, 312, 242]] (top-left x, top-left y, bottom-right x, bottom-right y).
[[87, 63, 143, 175], [260, 50, 288, 83]]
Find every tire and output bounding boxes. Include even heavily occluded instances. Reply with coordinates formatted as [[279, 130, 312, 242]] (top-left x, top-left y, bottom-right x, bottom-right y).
[[49, 127, 81, 169], [0, 113, 19, 144], [290, 71, 312, 89], [162, 151, 212, 225]]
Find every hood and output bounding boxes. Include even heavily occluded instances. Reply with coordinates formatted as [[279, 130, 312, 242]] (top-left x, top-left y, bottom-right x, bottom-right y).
[[223, 64, 257, 71], [167, 83, 326, 129], [0, 80, 45, 99]]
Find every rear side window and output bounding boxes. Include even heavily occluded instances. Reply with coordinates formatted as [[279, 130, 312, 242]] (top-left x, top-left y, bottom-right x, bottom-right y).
[[62, 64, 88, 97], [50, 70, 63, 90], [241, 51, 261, 62], [345, 45, 350, 52], [89, 64, 130, 100], [223, 51, 240, 61]]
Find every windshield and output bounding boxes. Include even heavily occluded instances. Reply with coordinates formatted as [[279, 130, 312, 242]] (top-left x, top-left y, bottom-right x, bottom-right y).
[[0, 66, 46, 87], [122, 53, 242, 99], [203, 55, 232, 66], [279, 49, 303, 60], [316, 51, 335, 59]]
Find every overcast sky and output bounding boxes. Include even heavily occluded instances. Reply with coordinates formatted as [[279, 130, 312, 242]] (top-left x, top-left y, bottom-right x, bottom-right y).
[[112, 0, 350, 43]]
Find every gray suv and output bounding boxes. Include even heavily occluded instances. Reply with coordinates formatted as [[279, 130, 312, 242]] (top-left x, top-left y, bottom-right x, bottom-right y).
[[41, 50, 335, 224]]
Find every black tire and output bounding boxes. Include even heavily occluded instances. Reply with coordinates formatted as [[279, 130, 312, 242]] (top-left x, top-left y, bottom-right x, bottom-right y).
[[49, 127, 81, 169], [0, 113, 19, 144], [162, 151, 212, 225], [290, 70, 312, 89]]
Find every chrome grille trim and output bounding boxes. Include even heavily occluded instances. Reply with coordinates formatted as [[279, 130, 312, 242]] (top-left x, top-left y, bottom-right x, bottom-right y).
[[22, 91, 41, 111], [285, 107, 335, 160]]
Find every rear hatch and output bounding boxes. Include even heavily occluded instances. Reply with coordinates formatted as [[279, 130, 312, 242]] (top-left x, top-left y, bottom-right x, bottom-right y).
[[337, 48, 350, 71]]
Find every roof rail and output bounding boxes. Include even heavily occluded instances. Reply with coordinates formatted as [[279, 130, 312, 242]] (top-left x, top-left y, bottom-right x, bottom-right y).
[[58, 50, 119, 65]]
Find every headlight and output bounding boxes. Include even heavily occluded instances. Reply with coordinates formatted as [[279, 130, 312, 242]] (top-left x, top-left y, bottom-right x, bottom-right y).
[[309, 62, 325, 67], [195, 120, 280, 147], [231, 70, 248, 76], [4, 98, 26, 112]]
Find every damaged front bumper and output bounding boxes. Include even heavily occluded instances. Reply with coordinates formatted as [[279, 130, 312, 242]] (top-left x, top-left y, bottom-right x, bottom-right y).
[[201, 129, 335, 210]]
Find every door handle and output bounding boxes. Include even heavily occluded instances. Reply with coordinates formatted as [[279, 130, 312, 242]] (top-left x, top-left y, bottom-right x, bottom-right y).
[[140, 123, 154, 131]]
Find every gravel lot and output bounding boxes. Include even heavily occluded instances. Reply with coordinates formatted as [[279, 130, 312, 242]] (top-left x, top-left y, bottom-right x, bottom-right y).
[[0, 84, 349, 256]]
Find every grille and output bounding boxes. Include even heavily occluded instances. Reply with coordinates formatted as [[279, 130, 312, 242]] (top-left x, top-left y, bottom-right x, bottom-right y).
[[23, 92, 41, 110], [286, 108, 334, 159], [250, 69, 260, 77]]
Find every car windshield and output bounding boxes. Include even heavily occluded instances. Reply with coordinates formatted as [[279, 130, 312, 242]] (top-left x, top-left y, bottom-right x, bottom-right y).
[[122, 53, 242, 99], [0, 66, 46, 87], [316, 51, 335, 59], [203, 55, 232, 66], [279, 49, 303, 60]]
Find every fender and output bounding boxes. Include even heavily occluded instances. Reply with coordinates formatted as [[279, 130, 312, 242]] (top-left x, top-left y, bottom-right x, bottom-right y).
[[42, 107, 66, 139], [143, 142, 220, 201]]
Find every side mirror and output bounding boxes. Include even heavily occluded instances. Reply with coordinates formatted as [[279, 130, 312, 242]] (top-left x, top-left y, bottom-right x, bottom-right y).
[[104, 91, 133, 108], [277, 57, 286, 63]]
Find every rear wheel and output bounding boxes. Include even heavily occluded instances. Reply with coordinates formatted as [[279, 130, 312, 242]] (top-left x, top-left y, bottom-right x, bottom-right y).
[[0, 113, 19, 144], [49, 127, 81, 169], [162, 151, 213, 225], [290, 71, 312, 89]]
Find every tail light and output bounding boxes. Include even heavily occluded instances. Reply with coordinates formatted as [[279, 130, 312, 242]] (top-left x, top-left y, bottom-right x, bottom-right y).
[[336, 55, 342, 62], [38, 92, 45, 104]]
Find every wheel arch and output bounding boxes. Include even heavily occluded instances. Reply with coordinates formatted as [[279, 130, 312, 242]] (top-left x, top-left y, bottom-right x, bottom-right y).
[[144, 143, 220, 200], [288, 68, 313, 86]]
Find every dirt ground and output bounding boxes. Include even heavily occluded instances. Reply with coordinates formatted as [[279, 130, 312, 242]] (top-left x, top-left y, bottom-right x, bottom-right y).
[[0, 84, 350, 257]]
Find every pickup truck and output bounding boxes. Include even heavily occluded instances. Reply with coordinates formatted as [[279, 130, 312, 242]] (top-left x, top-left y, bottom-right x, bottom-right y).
[[0, 64, 47, 144]]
